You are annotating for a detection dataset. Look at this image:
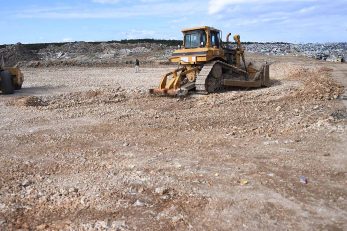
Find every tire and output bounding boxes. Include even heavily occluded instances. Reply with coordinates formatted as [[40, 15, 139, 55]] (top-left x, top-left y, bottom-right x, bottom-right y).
[[14, 83, 22, 90], [0, 71, 14, 94]]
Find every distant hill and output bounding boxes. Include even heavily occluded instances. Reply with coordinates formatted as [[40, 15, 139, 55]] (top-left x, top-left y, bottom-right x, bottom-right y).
[[0, 39, 345, 67], [0, 39, 183, 51]]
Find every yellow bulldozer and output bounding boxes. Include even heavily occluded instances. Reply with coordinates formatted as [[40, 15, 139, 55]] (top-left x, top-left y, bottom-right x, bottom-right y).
[[150, 26, 270, 96], [0, 56, 24, 94]]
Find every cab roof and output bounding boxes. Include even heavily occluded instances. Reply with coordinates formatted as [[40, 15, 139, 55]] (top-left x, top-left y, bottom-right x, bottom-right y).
[[181, 26, 220, 33]]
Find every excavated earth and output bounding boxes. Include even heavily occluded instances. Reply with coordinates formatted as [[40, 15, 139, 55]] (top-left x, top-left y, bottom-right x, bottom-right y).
[[0, 56, 346, 230]]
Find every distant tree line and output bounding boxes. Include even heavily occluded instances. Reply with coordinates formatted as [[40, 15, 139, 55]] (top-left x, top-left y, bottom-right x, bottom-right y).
[[0, 39, 297, 51], [0, 39, 183, 51], [118, 39, 182, 46]]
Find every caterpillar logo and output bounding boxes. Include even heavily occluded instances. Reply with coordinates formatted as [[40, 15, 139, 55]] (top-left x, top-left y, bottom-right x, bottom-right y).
[[180, 56, 196, 63]]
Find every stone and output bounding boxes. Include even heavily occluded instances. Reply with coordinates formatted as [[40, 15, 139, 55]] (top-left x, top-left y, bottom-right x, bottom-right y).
[[68, 187, 78, 193], [127, 164, 136, 169], [171, 214, 184, 223], [0, 202, 6, 211], [94, 220, 110, 229], [263, 140, 279, 145], [36, 224, 49, 230], [21, 179, 32, 187], [111, 220, 127, 229], [174, 163, 182, 169], [155, 187, 168, 195], [133, 200, 145, 207]]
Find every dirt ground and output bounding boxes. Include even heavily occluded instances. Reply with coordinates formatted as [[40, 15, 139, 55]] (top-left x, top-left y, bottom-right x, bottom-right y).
[[0, 56, 346, 230]]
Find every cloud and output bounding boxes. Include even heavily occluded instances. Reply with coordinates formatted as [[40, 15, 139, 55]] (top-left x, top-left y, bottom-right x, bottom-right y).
[[120, 29, 156, 39], [62, 38, 73, 42], [208, 0, 317, 14], [298, 6, 316, 13], [92, 0, 120, 3], [92, 0, 164, 3], [14, 1, 204, 19], [3, 0, 346, 43]]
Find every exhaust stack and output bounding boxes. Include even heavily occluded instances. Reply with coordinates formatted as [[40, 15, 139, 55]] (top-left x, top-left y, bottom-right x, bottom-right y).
[[226, 33, 232, 43]]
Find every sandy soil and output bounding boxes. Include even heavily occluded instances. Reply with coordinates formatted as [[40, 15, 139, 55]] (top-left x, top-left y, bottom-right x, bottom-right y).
[[0, 57, 346, 230]]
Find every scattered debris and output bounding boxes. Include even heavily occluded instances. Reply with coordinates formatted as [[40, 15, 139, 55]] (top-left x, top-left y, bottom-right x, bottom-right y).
[[239, 179, 249, 185], [21, 179, 32, 187], [244, 42, 347, 62], [0, 41, 345, 68], [133, 200, 145, 207], [300, 176, 308, 184]]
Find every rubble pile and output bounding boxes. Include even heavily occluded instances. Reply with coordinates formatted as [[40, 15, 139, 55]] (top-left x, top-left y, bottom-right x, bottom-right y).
[[0, 43, 39, 66], [1, 41, 346, 67], [244, 42, 347, 62], [34, 42, 173, 67], [244, 43, 293, 55], [292, 67, 344, 100]]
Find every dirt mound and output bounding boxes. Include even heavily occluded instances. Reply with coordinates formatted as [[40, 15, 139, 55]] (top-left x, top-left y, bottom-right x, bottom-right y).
[[291, 67, 344, 100], [1, 41, 174, 67], [7, 96, 48, 107], [33, 42, 173, 67], [41, 42, 104, 58], [44, 89, 127, 110], [0, 43, 39, 66], [8, 88, 128, 111]]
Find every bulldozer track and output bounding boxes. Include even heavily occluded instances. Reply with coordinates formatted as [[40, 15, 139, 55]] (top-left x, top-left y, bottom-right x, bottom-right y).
[[195, 60, 248, 94], [195, 61, 217, 94]]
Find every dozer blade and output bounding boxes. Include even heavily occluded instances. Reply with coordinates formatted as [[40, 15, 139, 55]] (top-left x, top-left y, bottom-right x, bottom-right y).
[[149, 88, 180, 96], [149, 67, 183, 96], [222, 62, 270, 88], [149, 82, 195, 97], [149, 66, 199, 97]]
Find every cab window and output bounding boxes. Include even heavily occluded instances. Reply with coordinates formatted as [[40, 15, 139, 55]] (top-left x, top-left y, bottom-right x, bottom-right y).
[[184, 30, 205, 48], [201, 32, 206, 47], [211, 31, 220, 48]]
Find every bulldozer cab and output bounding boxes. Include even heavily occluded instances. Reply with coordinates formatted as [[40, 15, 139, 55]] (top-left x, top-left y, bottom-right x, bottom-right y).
[[170, 27, 224, 65], [182, 27, 221, 49]]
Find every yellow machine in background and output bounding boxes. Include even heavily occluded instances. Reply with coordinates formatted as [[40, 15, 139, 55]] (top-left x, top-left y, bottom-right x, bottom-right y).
[[0, 56, 24, 94], [150, 26, 270, 96]]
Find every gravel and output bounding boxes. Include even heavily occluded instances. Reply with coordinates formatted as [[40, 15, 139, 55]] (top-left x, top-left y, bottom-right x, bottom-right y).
[[0, 56, 346, 230]]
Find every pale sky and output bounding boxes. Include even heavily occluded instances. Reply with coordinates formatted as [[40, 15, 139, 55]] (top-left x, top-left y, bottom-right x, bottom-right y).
[[1, 0, 346, 44]]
